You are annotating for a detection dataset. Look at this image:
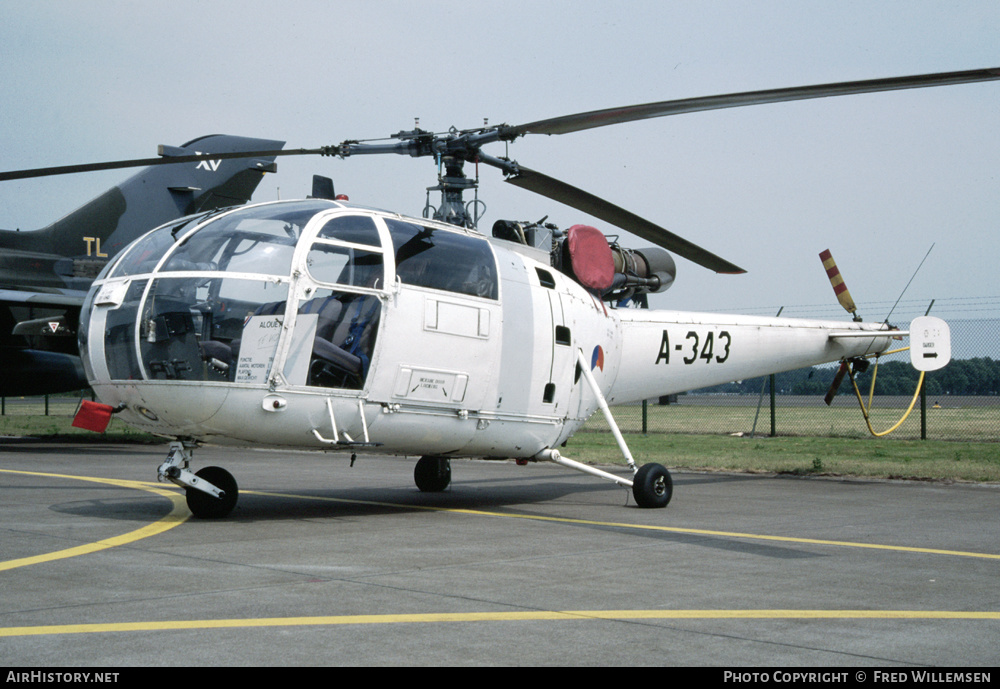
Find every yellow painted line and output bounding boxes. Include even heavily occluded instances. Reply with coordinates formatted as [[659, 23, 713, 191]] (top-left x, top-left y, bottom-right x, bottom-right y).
[[2, 609, 999, 638], [2, 473, 998, 639], [248, 490, 1000, 561], [3, 469, 998, 575], [0, 469, 189, 572]]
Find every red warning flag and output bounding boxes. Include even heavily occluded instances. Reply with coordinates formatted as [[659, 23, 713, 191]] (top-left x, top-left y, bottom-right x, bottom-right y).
[[72, 400, 116, 433]]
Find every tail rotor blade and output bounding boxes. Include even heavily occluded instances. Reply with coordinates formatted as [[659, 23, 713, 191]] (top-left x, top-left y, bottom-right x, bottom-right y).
[[820, 249, 860, 321], [824, 362, 850, 406]]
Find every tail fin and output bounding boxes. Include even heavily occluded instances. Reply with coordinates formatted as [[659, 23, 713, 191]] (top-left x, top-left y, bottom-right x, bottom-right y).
[[0, 135, 284, 287]]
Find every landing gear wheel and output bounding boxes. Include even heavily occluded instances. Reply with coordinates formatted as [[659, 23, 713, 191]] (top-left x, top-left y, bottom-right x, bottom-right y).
[[186, 466, 238, 519], [632, 463, 672, 508], [414, 456, 451, 492]]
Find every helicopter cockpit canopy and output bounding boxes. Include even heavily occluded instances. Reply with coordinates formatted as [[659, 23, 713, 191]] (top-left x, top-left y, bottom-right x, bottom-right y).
[[80, 199, 499, 393]]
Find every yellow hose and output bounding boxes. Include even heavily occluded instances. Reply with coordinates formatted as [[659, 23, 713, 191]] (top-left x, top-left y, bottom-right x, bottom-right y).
[[846, 353, 925, 437]]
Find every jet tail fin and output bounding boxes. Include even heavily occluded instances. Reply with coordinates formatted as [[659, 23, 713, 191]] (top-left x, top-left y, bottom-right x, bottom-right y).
[[0, 135, 285, 267]]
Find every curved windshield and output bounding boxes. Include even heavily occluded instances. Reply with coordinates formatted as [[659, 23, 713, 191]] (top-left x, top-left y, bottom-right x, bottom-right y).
[[89, 201, 393, 390], [104, 279, 148, 380], [106, 211, 222, 279], [107, 224, 180, 278], [161, 200, 335, 276], [137, 276, 289, 382]]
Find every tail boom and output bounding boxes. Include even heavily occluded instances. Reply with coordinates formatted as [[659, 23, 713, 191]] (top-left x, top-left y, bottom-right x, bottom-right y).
[[607, 310, 895, 405]]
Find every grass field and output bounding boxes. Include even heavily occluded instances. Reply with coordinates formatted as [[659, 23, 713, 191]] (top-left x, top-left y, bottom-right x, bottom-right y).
[[563, 432, 1000, 483], [0, 396, 161, 442], [584, 396, 1000, 442], [0, 413, 161, 443], [574, 396, 999, 481], [2, 395, 998, 483]]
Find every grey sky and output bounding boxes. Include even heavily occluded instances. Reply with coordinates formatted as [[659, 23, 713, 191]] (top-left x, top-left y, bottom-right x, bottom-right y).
[[2, 0, 998, 324]]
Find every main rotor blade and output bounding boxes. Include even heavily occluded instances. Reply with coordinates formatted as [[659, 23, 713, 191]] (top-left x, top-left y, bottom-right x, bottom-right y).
[[0, 147, 330, 182], [508, 67, 1000, 137], [505, 165, 745, 274]]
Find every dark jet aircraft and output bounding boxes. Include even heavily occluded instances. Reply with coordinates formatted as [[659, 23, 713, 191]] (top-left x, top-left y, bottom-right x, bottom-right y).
[[0, 134, 285, 396]]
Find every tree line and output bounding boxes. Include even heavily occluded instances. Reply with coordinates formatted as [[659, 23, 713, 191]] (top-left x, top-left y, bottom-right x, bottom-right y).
[[692, 357, 999, 397]]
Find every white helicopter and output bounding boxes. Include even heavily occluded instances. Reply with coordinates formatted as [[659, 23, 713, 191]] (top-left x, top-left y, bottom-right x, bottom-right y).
[[8, 68, 990, 518]]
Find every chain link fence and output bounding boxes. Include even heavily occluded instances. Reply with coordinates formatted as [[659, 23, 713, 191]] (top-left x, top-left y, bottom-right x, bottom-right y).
[[1, 393, 90, 418]]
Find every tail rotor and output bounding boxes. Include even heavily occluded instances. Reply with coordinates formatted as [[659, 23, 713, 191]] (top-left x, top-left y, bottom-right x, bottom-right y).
[[819, 249, 861, 322], [819, 248, 862, 404]]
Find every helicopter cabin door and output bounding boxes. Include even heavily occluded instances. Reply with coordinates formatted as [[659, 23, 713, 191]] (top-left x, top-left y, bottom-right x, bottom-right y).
[[368, 219, 501, 422], [281, 213, 387, 392]]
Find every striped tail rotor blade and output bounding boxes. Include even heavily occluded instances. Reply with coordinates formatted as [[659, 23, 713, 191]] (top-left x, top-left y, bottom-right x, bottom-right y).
[[824, 361, 849, 406], [819, 249, 858, 317]]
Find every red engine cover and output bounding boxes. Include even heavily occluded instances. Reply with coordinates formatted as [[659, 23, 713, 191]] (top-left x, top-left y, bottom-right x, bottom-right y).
[[566, 224, 614, 291]]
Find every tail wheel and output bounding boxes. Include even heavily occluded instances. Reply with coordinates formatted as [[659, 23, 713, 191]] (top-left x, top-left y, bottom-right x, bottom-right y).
[[186, 466, 238, 519], [632, 463, 672, 508]]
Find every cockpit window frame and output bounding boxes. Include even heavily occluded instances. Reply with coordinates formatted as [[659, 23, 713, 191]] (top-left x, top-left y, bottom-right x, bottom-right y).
[[384, 218, 499, 301], [303, 213, 388, 291]]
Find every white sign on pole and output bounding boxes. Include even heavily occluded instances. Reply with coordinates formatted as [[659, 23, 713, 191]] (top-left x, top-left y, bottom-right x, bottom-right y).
[[909, 316, 951, 372]]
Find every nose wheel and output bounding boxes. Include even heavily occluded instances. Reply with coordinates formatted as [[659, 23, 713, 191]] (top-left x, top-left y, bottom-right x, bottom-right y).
[[159, 441, 239, 518], [185, 466, 239, 519]]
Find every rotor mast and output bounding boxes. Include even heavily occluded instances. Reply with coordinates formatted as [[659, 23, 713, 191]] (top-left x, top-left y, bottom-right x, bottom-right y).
[[425, 155, 478, 227], [334, 125, 516, 229]]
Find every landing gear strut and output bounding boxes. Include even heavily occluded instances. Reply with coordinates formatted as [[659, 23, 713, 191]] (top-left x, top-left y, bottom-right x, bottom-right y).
[[534, 449, 673, 508], [158, 440, 240, 518], [537, 348, 672, 508]]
